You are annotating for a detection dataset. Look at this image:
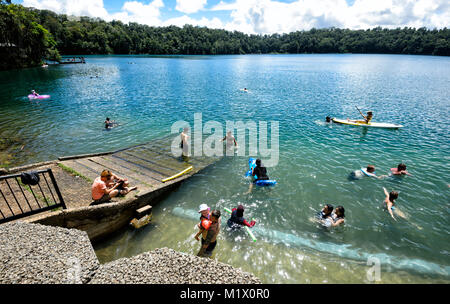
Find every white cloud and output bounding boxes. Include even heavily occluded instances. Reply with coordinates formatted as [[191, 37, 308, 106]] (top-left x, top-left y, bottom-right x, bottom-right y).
[[22, 0, 109, 19], [211, 0, 450, 34], [109, 0, 164, 26], [175, 0, 207, 14], [21, 0, 450, 34]]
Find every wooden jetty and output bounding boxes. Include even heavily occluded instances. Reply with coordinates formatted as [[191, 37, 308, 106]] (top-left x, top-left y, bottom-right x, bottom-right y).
[[58, 57, 86, 64], [58, 135, 220, 194], [0, 134, 222, 240]]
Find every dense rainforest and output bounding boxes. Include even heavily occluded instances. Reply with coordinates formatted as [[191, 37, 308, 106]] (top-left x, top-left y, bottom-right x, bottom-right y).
[[1, 2, 449, 70]]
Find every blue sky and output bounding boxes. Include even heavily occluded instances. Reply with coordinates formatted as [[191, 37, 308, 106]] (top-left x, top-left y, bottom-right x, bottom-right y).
[[17, 0, 450, 34]]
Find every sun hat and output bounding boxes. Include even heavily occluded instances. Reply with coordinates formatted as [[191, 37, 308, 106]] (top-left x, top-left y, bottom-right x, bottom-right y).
[[198, 203, 209, 213]]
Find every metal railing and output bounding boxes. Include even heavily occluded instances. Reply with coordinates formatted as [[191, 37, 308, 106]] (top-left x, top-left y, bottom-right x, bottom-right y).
[[0, 168, 66, 224]]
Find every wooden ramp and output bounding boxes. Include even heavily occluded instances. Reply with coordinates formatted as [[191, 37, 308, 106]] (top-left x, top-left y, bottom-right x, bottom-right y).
[[59, 135, 221, 194]]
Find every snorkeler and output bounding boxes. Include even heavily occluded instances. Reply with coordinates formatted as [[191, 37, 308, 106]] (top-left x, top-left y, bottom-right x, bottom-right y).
[[227, 205, 255, 230]]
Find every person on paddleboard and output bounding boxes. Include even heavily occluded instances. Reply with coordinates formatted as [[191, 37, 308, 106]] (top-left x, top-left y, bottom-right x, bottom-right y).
[[356, 107, 373, 124], [31, 90, 39, 97]]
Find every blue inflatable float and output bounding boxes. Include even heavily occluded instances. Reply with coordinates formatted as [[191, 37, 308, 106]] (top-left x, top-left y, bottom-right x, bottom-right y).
[[246, 157, 277, 186]]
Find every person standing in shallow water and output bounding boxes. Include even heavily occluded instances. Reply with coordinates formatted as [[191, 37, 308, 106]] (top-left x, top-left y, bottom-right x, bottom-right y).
[[222, 130, 238, 156], [180, 127, 190, 161], [197, 210, 221, 258]]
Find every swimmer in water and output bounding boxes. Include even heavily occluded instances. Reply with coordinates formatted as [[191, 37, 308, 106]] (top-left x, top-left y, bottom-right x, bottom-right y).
[[317, 203, 334, 227], [382, 187, 406, 221], [326, 116, 332, 123], [329, 206, 345, 227], [317, 204, 333, 220], [104, 117, 119, 129], [227, 204, 255, 230], [356, 165, 387, 179], [390, 163, 412, 176], [245, 159, 269, 194]]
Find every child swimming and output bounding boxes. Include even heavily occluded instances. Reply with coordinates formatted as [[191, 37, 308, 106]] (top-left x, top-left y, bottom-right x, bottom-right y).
[[382, 187, 406, 221]]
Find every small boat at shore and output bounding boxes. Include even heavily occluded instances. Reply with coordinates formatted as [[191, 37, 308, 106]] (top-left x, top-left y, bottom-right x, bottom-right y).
[[331, 118, 403, 129]]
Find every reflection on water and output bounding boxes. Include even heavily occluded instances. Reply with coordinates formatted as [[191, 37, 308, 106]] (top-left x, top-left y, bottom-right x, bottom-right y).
[[1, 54, 449, 283]]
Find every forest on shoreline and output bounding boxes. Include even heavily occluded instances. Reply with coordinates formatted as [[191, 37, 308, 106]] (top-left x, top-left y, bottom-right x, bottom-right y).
[[1, 2, 449, 70]]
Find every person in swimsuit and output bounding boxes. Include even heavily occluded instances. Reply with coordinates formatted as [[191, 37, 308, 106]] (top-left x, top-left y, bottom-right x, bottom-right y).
[[222, 130, 238, 155], [245, 159, 269, 194], [356, 108, 373, 124], [105, 171, 133, 192], [227, 204, 255, 230], [180, 127, 190, 161], [104, 117, 118, 129], [390, 163, 412, 176], [352, 165, 387, 179], [382, 187, 406, 221], [194, 203, 211, 241], [197, 210, 221, 258], [318, 204, 333, 219], [317, 204, 334, 227], [329, 206, 345, 227]]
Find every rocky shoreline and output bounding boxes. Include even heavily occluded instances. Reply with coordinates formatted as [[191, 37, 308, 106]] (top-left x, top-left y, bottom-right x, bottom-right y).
[[0, 222, 260, 284]]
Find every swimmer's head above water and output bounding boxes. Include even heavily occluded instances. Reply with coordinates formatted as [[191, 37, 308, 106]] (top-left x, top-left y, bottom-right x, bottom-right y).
[[366, 165, 375, 173]]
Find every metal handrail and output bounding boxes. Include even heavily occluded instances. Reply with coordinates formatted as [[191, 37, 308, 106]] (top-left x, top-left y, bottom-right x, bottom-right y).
[[0, 168, 66, 224]]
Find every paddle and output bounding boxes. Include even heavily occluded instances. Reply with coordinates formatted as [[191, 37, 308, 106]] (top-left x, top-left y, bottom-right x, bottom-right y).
[[355, 106, 365, 119]]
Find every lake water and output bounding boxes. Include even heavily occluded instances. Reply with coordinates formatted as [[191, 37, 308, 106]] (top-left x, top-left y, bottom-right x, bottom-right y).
[[1, 54, 449, 283]]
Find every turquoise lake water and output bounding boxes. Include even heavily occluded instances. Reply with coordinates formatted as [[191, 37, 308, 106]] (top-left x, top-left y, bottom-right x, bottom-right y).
[[0, 54, 449, 283]]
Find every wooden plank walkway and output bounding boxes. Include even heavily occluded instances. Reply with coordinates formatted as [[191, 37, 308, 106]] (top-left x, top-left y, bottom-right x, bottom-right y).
[[59, 135, 221, 195]]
